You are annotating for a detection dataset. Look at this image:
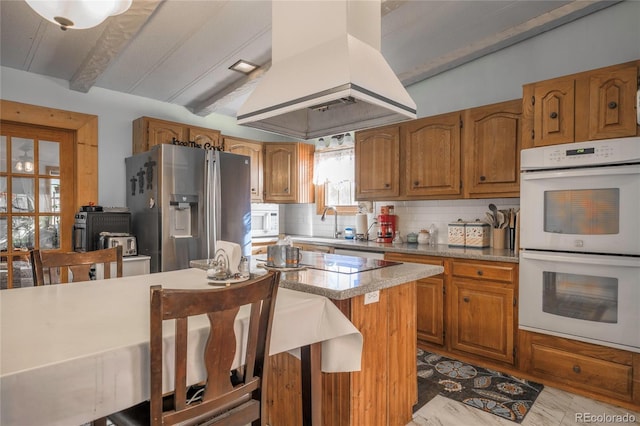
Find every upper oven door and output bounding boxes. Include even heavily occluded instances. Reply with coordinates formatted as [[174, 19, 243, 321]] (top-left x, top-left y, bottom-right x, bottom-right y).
[[520, 164, 640, 255], [519, 250, 640, 352]]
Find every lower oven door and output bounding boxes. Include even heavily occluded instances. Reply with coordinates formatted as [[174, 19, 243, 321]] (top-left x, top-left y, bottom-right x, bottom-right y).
[[519, 250, 640, 352]]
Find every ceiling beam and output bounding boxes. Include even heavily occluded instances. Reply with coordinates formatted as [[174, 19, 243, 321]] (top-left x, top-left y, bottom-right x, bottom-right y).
[[189, 61, 272, 117], [398, 0, 622, 86], [69, 0, 162, 93]]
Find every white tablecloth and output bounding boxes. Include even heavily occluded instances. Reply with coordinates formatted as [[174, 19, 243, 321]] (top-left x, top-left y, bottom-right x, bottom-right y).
[[0, 268, 362, 426]]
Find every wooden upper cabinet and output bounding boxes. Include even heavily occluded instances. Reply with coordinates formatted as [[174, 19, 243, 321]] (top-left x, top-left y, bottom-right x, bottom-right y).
[[523, 61, 639, 149], [401, 111, 461, 198], [463, 100, 522, 198], [587, 65, 638, 140], [263, 143, 314, 204], [187, 126, 221, 149], [132, 117, 221, 154], [133, 117, 185, 153], [224, 136, 264, 203], [355, 126, 400, 200], [532, 77, 575, 147]]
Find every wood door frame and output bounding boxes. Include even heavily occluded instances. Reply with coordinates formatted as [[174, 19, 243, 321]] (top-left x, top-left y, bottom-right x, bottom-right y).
[[1, 100, 98, 211]]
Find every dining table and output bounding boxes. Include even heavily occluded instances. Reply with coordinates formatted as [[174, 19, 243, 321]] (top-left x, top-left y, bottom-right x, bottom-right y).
[[0, 268, 363, 426]]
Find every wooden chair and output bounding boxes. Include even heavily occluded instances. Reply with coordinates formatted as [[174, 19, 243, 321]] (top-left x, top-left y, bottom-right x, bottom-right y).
[[109, 271, 280, 426], [30, 246, 123, 285]]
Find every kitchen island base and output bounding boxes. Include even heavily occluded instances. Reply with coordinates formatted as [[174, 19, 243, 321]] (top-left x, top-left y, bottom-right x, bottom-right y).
[[265, 281, 418, 425]]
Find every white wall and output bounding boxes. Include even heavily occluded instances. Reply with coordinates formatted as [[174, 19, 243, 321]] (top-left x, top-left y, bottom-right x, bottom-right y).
[[407, 1, 640, 117]]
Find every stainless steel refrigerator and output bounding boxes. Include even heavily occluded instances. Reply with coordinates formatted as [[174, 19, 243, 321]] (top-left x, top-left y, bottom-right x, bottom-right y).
[[125, 144, 251, 273]]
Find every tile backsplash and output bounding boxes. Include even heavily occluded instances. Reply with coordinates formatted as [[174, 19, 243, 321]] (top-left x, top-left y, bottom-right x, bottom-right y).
[[281, 198, 520, 244]]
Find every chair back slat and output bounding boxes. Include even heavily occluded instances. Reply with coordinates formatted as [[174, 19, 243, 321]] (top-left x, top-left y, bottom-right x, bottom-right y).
[[30, 246, 123, 285], [149, 271, 280, 426]]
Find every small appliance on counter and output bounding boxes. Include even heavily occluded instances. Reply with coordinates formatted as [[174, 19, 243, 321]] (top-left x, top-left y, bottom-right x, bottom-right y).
[[376, 215, 397, 242], [98, 232, 138, 257], [73, 209, 131, 252]]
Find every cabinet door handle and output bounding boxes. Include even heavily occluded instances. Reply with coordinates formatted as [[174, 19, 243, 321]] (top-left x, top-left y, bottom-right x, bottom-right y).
[[608, 101, 618, 109], [384, 183, 390, 188], [476, 270, 483, 276], [550, 112, 558, 119], [463, 297, 470, 303], [414, 181, 419, 187], [284, 187, 289, 193], [573, 365, 581, 374], [479, 175, 486, 182]]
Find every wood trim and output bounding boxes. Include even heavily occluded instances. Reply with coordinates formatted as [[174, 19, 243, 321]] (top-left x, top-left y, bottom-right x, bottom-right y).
[[0, 100, 99, 211], [315, 184, 359, 216]]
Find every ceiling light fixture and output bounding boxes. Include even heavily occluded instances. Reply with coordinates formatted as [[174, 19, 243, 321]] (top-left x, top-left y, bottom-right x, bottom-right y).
[[229, 60, 259, 75], [25, 0, 132, 31], [14, 151, 34, 173]]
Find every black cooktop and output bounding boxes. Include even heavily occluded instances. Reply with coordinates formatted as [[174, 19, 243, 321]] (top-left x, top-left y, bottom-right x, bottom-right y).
[[256, 251, 400, 274]]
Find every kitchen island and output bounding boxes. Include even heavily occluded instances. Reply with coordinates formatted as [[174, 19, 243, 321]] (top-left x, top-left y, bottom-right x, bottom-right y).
[[193, 251, 443, 425]]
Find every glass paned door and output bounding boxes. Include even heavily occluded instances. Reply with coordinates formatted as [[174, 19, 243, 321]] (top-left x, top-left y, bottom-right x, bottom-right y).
[[0, 123, 73, 289]]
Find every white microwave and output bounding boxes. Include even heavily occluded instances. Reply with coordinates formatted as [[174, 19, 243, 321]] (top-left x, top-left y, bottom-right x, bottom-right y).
[[251, 209, 279, 237]]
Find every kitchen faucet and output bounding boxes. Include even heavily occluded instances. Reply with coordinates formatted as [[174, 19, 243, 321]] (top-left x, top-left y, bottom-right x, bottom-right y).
[[321, 206, 341, 239]]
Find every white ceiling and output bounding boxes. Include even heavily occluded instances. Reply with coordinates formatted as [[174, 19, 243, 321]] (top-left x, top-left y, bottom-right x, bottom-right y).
[[0, 0, 620, 119]]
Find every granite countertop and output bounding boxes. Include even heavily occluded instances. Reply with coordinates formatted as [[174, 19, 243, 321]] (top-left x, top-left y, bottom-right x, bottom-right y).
[[190, 253, 443, 300], [284, 235, 519, 263]]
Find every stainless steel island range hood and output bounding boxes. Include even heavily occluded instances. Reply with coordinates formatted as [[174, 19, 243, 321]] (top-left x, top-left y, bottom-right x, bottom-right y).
[[237, 0, 417, 140]]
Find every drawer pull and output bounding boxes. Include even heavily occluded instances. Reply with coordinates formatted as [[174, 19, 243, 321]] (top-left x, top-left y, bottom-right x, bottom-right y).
[[463, 297, 470, 303], [476, 270, 483, 276], [573, 365, 581, 374]]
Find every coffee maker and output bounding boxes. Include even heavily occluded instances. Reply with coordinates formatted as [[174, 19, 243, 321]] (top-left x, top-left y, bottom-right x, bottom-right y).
[[376, 206, 397, 243]]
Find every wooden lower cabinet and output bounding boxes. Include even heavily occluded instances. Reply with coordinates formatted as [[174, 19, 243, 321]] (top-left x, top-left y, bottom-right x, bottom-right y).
[[264, 282, 417, 425], [519, 330, 640, 410], [385, 253, 517, 369], [449, 260, 516, 365]]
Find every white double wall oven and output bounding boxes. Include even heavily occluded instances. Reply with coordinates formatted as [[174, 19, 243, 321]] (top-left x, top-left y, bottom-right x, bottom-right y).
[[519, 137, 640, 353]]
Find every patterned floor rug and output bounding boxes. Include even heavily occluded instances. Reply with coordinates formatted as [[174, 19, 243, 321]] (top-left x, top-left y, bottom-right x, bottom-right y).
[[415, 349, 544, 423]]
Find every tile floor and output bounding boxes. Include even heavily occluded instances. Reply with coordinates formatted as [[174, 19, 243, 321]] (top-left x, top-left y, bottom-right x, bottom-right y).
[[409, 386, 640, 426]]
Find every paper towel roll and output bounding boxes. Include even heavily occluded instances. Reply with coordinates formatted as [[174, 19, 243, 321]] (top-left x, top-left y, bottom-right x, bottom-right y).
[[355, 213, 368, 236]]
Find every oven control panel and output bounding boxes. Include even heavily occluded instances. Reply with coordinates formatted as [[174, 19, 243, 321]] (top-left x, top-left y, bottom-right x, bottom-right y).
[[521, 137, 640, 170]]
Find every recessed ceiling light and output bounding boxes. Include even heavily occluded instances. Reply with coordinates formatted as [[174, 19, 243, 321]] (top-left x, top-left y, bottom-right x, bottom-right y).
[[229, 60, 259, 75]]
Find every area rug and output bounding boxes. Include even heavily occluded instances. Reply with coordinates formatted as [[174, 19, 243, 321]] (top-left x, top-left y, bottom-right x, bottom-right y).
[[415, 349, 544, 423]]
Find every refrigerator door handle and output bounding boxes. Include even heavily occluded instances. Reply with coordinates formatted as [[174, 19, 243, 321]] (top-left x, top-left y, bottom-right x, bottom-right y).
[[205, 150, 213, 259], [205, 150, 222, 260]]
